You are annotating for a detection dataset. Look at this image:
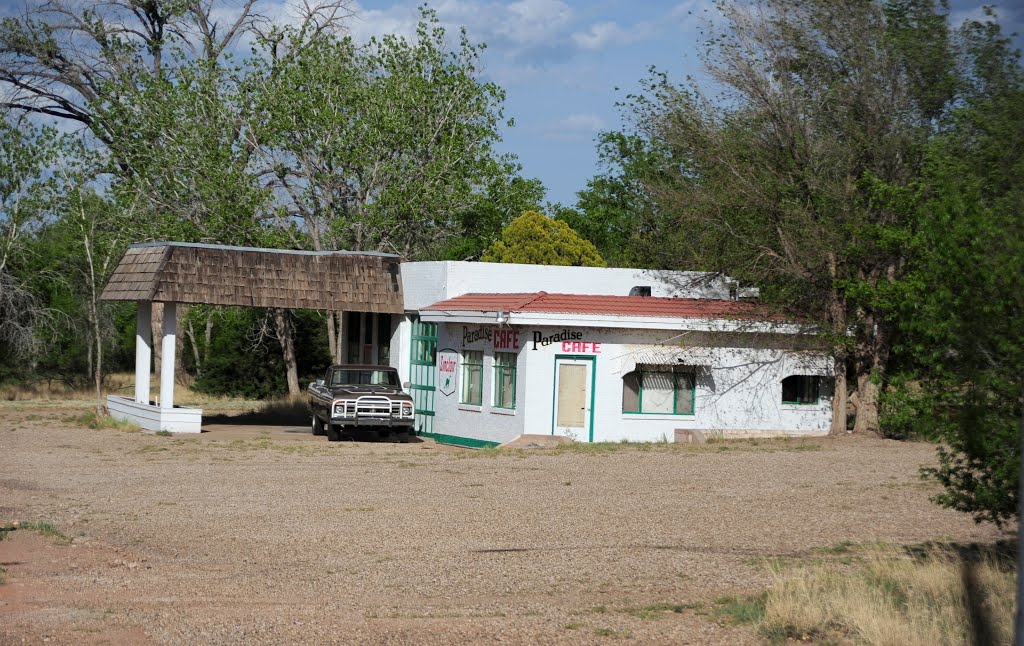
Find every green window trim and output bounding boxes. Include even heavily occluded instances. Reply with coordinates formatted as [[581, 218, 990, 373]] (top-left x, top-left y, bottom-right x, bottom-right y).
[[408, 318, 438, 435], [460, 350, 483, 406], [622, 367, 696, 416], [492, 352, 517, 410], [781, 375, 822, 405]]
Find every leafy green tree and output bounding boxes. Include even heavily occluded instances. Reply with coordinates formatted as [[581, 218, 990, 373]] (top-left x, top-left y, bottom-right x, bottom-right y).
[[0, 0, 349, 136], [601, 0, 961, 434], [0, 111, 59, 362], [1, 0, 349, 395], [438, 176, 546, 262], [884, 12, 1024, 525], [191, 307, 331, 400], [554, 132, 664, 267], [257, 8, 519, 259], [254, 8, 532, 363], [482, 211, 606, 267]]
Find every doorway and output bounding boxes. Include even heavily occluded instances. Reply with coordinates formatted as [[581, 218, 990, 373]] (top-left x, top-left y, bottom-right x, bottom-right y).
[[552, 356, 595, 442]]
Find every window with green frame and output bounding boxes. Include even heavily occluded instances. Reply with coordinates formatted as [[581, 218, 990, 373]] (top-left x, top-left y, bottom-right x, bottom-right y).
[[492, 352, 516, 409], [781, 375, 821, 405], [460, 350, 483, 405], [622, 366, 695, 415]]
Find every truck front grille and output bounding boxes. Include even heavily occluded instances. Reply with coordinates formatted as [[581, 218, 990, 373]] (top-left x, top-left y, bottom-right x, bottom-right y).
[[333, 397, 413, 418]]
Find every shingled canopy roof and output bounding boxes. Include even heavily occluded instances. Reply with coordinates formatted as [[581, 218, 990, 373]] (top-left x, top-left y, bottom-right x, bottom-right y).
[[101, 243, 404, 312]]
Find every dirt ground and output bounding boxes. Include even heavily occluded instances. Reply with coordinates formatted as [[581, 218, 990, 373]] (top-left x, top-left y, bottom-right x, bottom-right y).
[[0, 403, 1006, 645]]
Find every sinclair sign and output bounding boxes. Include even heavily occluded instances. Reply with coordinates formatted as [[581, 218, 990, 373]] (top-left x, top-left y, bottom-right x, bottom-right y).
[[437, 349, 458, 396]]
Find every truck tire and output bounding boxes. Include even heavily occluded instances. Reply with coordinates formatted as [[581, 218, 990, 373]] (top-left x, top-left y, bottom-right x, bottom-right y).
[[312, 415, 326, 436], [327, 424, 342, 442]]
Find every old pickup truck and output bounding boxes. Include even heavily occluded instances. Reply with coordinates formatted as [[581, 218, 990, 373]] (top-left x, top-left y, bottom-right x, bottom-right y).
[[307, 365, 416, 441]]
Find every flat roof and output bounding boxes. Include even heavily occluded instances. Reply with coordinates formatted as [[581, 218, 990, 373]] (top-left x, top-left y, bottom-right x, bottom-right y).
[[422, 291, 780, 320]]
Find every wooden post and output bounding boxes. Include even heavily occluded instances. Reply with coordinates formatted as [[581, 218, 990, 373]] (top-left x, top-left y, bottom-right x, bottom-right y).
[[371, 312, 380, 364], [160, 301, 177, 410], [359, 312, 368, 363], [135, 301, 152, 405]]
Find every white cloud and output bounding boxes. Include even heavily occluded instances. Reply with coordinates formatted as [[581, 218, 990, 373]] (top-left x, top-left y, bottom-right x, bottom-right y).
[[558, 112, 605, 132], [348, 1, 422, 43], [571, 20, 655, 51], [667, 0, 721, 33], [535, 111, 606, 142], [347, 0, 574, 60]]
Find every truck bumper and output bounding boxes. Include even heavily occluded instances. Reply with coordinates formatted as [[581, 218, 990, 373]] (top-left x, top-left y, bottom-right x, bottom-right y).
[[330, 417, 415, 428]]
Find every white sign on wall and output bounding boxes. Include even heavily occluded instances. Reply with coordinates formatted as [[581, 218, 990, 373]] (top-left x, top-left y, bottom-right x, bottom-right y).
[[438, 349, 458, 396]]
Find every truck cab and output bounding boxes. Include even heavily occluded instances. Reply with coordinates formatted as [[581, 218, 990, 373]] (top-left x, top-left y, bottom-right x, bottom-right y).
[[307, 365, 415, 441]]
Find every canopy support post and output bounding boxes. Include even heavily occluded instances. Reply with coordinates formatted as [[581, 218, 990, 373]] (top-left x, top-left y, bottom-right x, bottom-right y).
[[160, 301, 177, 410], [135, 301, 152, 405]]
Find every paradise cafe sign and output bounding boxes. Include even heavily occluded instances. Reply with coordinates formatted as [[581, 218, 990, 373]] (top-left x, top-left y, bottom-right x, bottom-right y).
[[531, 329, 602, 354], [461, 325, 601, 354]]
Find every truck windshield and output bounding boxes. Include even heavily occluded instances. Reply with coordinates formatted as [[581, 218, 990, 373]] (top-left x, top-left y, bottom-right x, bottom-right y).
[[329, 369, 399, 387]]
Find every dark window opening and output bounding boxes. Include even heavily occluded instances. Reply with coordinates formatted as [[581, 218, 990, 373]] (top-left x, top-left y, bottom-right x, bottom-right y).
[[782, 375, 820, 405], [629, 285, 652, 297]]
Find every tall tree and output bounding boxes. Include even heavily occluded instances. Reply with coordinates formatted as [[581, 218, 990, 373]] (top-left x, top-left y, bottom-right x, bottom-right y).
[[0, 111, 58, 362], [604, 0, 958, 433], [888, 12, 1024, 525], [554, 132, 662, 268], [1, 0, 353, 397], [0, 0, 350, 140], [52, 143, 139, 414], [254, 8, 531, 363], [257, 8, 520, 258], [438, 176, 546, 262], [482, 211, 606, 267]]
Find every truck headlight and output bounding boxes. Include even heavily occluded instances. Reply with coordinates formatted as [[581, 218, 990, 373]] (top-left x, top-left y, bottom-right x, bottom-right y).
[[402, 403, 413, 416], [333, 403, 348, 416]]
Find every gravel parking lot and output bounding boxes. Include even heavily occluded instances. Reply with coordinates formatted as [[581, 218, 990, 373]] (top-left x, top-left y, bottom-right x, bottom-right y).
[[0, 404, 1005, 644]]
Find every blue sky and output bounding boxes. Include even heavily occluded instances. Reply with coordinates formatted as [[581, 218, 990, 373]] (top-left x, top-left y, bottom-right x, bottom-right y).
[[349, 0, 1024, 207]]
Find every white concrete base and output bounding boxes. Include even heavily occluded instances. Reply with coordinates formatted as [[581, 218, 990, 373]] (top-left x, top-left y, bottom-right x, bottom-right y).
[[107, 395, 203, 433]]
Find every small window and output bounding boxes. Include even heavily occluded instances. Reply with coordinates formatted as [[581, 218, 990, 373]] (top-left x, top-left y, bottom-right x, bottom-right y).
[[629, 285, 652, 297], [460, 350, 483, 406], [622, 367, 695, 415], [493, 352, 517, 409], [782, 375, 821, 405]]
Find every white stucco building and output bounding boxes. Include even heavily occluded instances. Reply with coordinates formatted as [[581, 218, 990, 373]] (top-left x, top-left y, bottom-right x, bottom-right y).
[[100, 244, 832, 441], [390, 262, 834, 448]]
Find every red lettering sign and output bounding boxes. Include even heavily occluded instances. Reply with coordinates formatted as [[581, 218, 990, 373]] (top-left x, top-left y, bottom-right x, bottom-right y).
[[561, 340, 602, 354], [494, 330, 520, 351]]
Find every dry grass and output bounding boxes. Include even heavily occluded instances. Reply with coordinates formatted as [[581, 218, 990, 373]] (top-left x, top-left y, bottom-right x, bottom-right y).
[[463, 437, 823, 459], [0, 373, 136, 401], [761, 543, 1015, 645], [0, 372, 269, 412], [70, 410, 141, 433]]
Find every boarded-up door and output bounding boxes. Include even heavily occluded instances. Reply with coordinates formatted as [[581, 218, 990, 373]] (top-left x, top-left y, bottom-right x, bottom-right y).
[[553, 358, 593, 441]]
